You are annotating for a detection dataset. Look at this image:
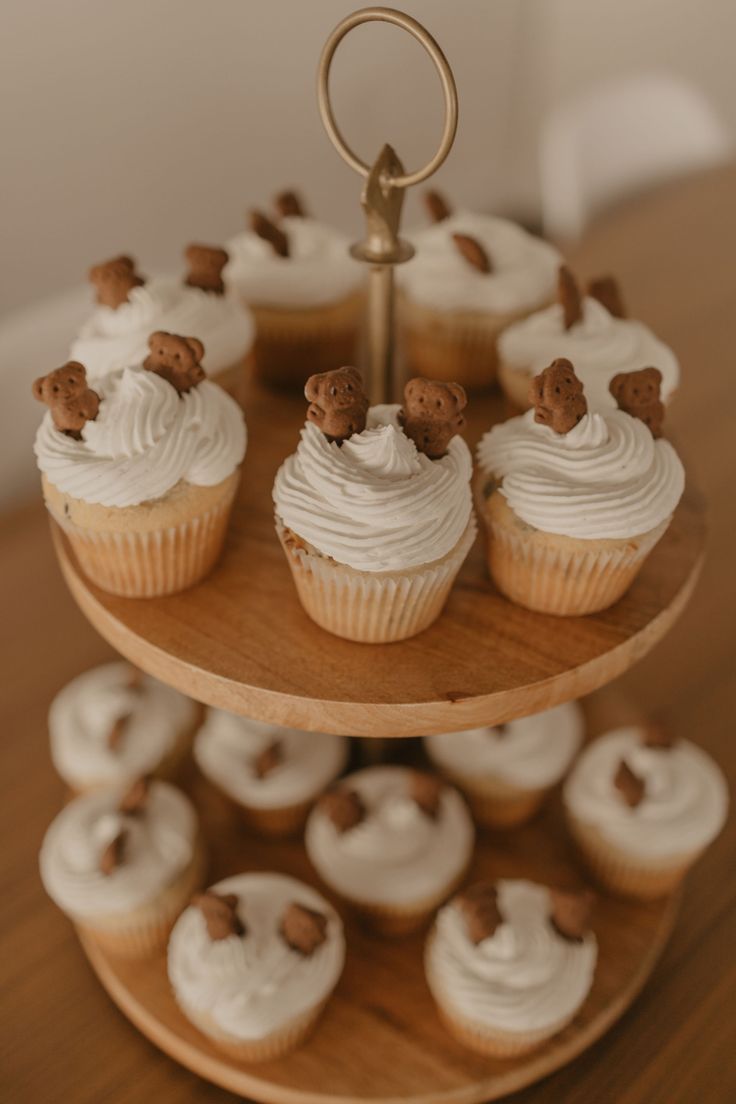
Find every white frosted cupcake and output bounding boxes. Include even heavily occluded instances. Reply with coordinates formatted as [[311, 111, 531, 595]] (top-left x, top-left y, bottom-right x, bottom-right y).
[[49, 662, 200, 794], [476, 359, 684, 615], [564, 725, 728, 899], [305, 766, 474, 936], [274, 369, 476, 643], [426, 879, 597, 1057], [497, 267, 680, 412], [72, 252, 254, 386], [226, 194, 364, 388], [398, 192, 561, 388], [193, 709, 348, 836], [168, 873, 345, 1060], [40, 778, 205, 957], [424, 701, 585, 828], [33, 349, 246, 597]]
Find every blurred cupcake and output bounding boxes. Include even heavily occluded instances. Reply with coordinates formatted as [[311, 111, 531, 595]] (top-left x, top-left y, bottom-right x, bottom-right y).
[[40, 778, 205, 957], [193, 709, 348, 836], [498, 266, 680, 412], [424, 701, 585, 828], [305, 766, 474, 936], [71, 250, 254, 387], [168, 873, 344, 1060], [475, 359, 684, 615], [426, 880, 597, 1057], [564, 724, 728, 899], [33, 338, 246, 597], [225, 190, 364, 389], [50, 662, 200, 794], [397, 190, 561, 389], [273, 368, 476, 643]]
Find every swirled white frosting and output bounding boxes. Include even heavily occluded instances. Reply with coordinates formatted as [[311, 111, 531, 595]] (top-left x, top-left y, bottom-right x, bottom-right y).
[[225, 216, 364, 307], [34, 366, 246, 507], [399, 212, 561, 313], [564, 727, 728, 859], [305, 766, 474, 907], [193, 709, 348, 809], [71, 277, 254, 381], [167, 872, 344, 1040], [39, 781, 198, 917], [477, 408, 684, 539], [49, 662, 197, 789], [426, 880, 597, 1035], [424, 701, 585, 789], [498, 297, 680, 411], [273, 405, 473, 571]]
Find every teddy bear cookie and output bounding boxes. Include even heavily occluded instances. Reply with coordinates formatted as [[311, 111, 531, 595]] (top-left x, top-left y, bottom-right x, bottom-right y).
[[528, 357, 587, 434], [274, 189, 307, 219], [249, 210, 290, 258], [399, 377, 468, 459], [32, 362, 100, 438], [89, 255, 145, 310], [304, 366, 369, 443], [609, 367, 665, 438], [184, 244, 229, 296], [143, 331, 206, 394]]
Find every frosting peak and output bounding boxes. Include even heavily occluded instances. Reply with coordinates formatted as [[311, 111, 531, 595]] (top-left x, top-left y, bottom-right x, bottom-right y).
[[340, 423, 422, 478]]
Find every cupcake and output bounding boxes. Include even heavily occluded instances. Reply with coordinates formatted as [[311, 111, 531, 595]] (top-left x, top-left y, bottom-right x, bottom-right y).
[[49, 662, 200, 794], [397, 190, 561, 389], [273, 368, 476, 643], [193, 709, 348, 836], [426, 880, 597, 1057], [33, 337, 246, 597], [475, 358, 684, 615], [225, 190, 364, 389], [168, 873, 345, 1060], [497, 266, 680, 412], [305, 766, 474, 936], [424, 700, 585, 828], [39, 778, 205, 957], [564, 724, 728, 899], [71, 250, 254, 387]]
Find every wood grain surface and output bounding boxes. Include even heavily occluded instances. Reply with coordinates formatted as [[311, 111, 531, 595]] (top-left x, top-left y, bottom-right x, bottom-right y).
[[2, 165, 736, 1103]]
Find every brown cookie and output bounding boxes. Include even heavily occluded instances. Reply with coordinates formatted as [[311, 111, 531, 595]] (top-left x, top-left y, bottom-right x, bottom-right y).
[[609, 367, 665, 438], [250, 209, 290, 257], [274, 190, 306, 218], [89, 254, 145, 309], [319, 787, 366, 833], [400, 377, 467, 459], [558, 265, 583, 330], [184, 244, 229, 295], [424, 189, 452, 223], [456, 883, 503, 945], [280, 902, 328, 955], [143, 331, 206, 394], [107, 712, 132, 752], [614, 760, 646, 808], [251, 740, 283, 780], [452, 233, 492, 273], [305, 366, 369, 443], [99, 829, 127, 876], [549, 888, 594, 942], [587, 276, 626, 319], [528, 358, 587, 435], [408, 771, 444, 819], [193, 891, 245, 941], [641, 721, 675, 751], [118, 775, 150, 816], [32, 362, 100, 439]]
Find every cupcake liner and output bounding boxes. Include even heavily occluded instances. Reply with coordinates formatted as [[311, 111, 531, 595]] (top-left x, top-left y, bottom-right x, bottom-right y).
[[248, 292, 364, 390], [327, 865, 470, 939], [481, 492, 670, 616], [276, 517, 477, 644], [48, 478, 239, 598], [209, 783, 314, 839], [75, 839, 207, 958], [429, 762, 548, 829], [497, 358, 536, 412], [177, 997, 329, 1061], [566, 813, 693, 900], [210, 349, 257, 409]]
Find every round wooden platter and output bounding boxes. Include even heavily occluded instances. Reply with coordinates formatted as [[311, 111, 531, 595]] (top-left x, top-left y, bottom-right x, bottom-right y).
[[51, 376, 706, 737], [76, 692, 678, 1104]]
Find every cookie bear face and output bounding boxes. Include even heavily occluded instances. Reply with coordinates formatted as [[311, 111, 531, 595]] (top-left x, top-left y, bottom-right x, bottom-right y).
[[184, 244, 229, 295], [304, 366, 369, 443], [193, 892, 245, 941], [609, 367, 664, 438], [528, 358, 587, 435], [400, 377, 467, 459], [88, 255, 144, 309], [32, 361, 100, 438], [143, 331, 206, 394]]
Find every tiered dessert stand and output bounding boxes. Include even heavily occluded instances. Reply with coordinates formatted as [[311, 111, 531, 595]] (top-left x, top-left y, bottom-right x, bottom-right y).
[[50, 9, 706, 1102]]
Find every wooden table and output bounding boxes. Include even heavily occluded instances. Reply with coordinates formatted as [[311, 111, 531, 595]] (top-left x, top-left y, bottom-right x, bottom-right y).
[[2, 165, 735, 1103]]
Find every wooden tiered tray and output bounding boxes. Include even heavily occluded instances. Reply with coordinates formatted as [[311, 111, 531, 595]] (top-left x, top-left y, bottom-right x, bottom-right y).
[[52, 379, 706, 737]]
